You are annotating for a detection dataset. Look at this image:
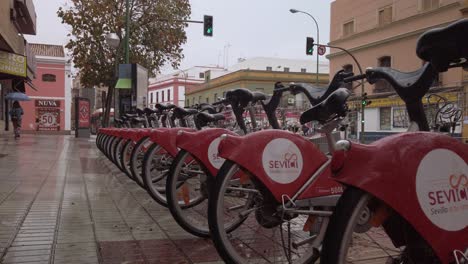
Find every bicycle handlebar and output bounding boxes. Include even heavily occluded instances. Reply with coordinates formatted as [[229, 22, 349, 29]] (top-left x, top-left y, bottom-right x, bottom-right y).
[[344, 74, 366, 83]]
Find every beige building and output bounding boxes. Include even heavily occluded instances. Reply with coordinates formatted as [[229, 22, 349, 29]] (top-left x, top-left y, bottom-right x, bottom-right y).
[[0, 0, 37, 133], [329, 0, 468, 141]]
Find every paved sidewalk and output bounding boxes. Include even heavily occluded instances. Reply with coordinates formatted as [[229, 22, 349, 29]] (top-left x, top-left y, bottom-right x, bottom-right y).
[[0, 135, 222, 264]]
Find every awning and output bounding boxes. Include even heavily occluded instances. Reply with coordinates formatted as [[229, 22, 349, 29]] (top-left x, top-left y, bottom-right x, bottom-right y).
[[115, 78, 132, 89], [25, 78, 38, 91]]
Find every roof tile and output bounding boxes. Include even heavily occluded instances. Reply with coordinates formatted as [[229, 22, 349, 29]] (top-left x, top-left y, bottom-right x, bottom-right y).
[[29, 43, 65, 58]]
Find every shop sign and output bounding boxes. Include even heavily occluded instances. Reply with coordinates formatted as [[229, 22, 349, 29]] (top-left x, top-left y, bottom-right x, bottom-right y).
[[35, 100, 61, 108], [352, 92, 459, 108], [0, 51, 27, 78], [35, 100, 61, 131]]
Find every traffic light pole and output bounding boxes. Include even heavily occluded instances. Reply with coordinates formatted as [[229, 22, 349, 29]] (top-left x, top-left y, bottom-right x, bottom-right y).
[[312, 43, 366, 143]]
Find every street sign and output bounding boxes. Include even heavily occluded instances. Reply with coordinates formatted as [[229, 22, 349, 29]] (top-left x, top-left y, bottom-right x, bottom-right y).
[[318, 45, 326, 56]]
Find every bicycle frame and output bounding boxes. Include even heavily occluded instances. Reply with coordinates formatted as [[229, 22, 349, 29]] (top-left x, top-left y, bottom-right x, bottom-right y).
[[216, 127, 343, 205]]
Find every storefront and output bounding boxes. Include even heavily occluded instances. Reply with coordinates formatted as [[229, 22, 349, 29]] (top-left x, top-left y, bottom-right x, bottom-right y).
[[0, 50, 29, 132], [16, 44, 71, 134]]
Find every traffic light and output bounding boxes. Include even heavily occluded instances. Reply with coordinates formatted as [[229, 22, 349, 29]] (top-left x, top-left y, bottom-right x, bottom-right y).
[[361, 93, 372, 107], [204, 15, 213, 37], [306, 37, 314, 55]]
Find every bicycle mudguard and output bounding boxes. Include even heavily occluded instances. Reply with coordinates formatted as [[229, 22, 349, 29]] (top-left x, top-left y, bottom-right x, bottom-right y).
[[333, 132, 468, 263], [218, 130, 329, 202], [149, 128, 196, 157], [176, 128, 238, 176]]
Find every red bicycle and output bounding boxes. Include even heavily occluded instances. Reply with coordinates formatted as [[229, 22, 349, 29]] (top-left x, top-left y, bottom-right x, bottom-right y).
[[320, 19, 468, 264]]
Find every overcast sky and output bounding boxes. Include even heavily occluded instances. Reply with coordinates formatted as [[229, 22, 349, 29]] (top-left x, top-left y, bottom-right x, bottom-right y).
[[26, 0, 333, 74]]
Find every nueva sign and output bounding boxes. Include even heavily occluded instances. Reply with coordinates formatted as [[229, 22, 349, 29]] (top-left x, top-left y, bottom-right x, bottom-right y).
[[0, 51, 26, 78]]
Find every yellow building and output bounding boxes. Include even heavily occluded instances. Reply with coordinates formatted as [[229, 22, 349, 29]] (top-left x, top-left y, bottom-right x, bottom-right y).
[[186, 69, 329, 109]]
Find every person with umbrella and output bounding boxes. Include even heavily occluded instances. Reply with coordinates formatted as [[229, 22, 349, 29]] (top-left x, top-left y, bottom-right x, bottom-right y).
[[9, 101, 24, 138]]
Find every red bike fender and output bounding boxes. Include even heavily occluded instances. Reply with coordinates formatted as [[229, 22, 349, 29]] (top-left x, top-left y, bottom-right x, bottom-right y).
[[218, 130, 328, 202], [177, 128, 238, 176], [333, 132, 468, 263], [150, 128, 196, 157]]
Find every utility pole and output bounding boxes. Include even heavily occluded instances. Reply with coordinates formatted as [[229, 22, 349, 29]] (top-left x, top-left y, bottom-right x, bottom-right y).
[[125, 0, 130, 64]]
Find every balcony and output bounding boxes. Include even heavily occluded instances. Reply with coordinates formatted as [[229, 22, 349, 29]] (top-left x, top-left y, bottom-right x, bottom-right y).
[[12, 0, 37, 35]]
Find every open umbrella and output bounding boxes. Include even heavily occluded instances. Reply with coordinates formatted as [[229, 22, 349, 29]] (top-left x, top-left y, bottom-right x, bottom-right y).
[[5, 92, 30, 101]]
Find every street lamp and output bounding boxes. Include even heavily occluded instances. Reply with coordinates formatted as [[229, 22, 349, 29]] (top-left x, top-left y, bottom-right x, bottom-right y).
[[106, 33, 120, 49], [290, 8, 320, 87]]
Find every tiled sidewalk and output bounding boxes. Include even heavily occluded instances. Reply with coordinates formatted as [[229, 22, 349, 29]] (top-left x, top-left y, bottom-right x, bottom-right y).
[[0, 135, 222, 264]]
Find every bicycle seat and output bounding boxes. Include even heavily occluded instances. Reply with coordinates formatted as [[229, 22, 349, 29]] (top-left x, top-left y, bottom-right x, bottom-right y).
[[131, 117, 146, 123], [416, 19, 468, 72], [124, 113, 139, 118], [195, 112, 225, 124], [300, 88, 351, 124], [290, 70, 353, 106], [366, 63, 436, 104], [155, 103, 176, 111], [172, 107, 198, 119], [226, 88, 266, 107], [199, 104, 217, 114], [136, 108, 145, 115], [144, 107, 158, 115]]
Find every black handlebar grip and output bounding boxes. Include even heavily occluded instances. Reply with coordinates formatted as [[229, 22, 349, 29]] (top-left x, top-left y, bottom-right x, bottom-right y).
[[344, 74, 366, 83]]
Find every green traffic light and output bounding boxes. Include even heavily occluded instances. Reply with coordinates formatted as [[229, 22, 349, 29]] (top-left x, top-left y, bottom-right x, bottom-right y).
[[207, 28, 213, 34], [362, 100, 367, 106], [308, 49, 313, 53]]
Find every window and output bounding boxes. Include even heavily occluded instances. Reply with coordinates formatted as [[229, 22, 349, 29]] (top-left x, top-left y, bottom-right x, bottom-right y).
[[343, 20, 355, 37], [150, 93, 153, 103], [374, 56, 392, 93], [421, 0, 439, 11], [380, 107, 392, 130], [198, 96, 202, 103], [222, 91, 226, 98], [42, 74, 56, 82], [206, 97, 209, 103], [342, 64, 353, 90], [156, 92, 159, 103], [186, 99, 190, 106], [283, 67, 290, 73], [168, 89, 171, 101], [378, 6, 393, 26], [393, 107, 409, 128], [214, 93, 218, 102], [199, 72, 205, 79], [266, 66, 273, 71], [162, 90, 165, 101], [300, 68, 307, 73]]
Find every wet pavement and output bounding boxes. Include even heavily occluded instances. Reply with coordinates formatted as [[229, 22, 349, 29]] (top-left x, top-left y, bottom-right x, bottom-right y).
[[0, 135, 222, 264]]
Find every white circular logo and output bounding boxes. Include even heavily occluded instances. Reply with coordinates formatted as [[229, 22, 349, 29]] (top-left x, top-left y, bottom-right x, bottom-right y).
[[416, 149, 467, 231], [207, 137, 226, 169], [262, 138, 303, 184]]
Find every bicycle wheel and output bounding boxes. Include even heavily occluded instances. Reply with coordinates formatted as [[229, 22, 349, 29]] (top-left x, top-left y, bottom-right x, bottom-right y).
[[320, 187, 437, 264], [166, 150, 213, 238], [120, 139, 135, 179], [114, 138, 127, 172], [130, 136, 151, 187], [142, 143, 172, 206], [208, 161, 321, 264]]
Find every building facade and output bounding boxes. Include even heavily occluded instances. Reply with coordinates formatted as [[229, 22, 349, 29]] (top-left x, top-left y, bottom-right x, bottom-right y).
[[0, 0, 36, 133], [329, 0, 467, 141], [20, 44, 72, 133], [148, 66, 225, 108]]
